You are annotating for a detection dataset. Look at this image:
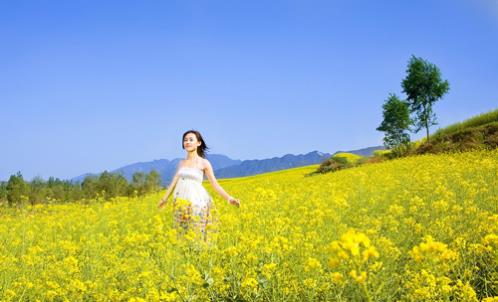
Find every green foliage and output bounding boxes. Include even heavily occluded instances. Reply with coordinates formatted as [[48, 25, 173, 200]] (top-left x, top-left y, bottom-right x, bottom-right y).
[[1, 169, 164, 208], [387, 142, 417, 158], [145, 170, 162, 193], [376, 93, 412, 149], [402, 55, 450, 141], [132, 172, 147, 195], [29, 176, 46, 206], [6, 171, 28, 207], [131, 170, 161, 196], [332, 152, 363, 164], [82, 176, 99, 199], [98, 171, 129, 200], [45, 176, 83, 203], [0, 182, 7, 205], [373, 149, 391, 157], [315, 153, 364, 174]]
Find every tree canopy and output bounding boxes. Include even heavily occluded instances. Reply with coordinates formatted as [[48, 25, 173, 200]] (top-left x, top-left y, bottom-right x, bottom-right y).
[[401, 55, 450, 141]]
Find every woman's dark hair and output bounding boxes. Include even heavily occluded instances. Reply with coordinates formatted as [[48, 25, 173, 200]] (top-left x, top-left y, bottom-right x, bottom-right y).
[[182, 130, 210, 158]]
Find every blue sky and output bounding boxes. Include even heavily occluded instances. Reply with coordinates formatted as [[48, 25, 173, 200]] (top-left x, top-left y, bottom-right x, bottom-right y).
[[1, 0, 497, 181]]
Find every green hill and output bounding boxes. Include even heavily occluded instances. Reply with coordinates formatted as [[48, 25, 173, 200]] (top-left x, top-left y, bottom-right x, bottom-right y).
[[415, 108, 498, 154], [430, 108, 498, 139]]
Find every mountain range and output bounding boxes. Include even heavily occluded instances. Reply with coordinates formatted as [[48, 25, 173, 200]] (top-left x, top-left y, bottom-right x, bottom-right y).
[[70, 146, 384, 186]]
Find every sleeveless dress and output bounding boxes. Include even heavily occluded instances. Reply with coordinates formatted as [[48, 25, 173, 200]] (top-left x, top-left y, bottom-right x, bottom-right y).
[[172, 166, 214, 239]]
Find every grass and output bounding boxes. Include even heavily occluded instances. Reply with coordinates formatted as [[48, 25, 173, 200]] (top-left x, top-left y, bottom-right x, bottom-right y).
[[430, 108, 498, 140]]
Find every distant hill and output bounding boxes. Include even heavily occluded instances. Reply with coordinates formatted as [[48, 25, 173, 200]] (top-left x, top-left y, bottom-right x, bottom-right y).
[[213, 146, 384, 179], [212, 151, 332, 179], [70, 154, 240, 185], [333, 146, 385, 157], [70, 146, 384, 185]]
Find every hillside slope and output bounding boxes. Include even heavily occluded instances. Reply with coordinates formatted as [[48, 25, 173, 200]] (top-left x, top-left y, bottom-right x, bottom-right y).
[[415, 108, 498, 154]]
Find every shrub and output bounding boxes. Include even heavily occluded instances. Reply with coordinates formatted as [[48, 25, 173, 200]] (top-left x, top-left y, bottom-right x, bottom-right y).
[[313, 153, 364, 174], [332, 153, 363, 164], [373, 149, 391, 157]]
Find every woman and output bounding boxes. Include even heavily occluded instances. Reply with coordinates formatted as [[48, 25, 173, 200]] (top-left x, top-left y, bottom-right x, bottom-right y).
[[157, 130, 240, 241]]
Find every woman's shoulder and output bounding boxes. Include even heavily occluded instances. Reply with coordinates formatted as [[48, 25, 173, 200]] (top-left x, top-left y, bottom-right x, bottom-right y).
[[200, 157, 211, 170]]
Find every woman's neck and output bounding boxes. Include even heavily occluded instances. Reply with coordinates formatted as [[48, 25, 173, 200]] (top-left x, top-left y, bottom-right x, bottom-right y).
[[186, 151, 199, 161]]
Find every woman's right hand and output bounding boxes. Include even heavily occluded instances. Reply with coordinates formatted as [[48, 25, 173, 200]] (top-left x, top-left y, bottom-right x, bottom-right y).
[[158, 198, 167, 209]]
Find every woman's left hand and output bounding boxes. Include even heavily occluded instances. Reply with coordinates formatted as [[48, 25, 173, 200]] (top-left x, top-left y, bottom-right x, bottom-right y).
[[228, 197, 240, 207]]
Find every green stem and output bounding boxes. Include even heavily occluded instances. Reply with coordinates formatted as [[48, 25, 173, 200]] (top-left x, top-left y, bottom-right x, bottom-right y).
[[362, 282, 372, 302]]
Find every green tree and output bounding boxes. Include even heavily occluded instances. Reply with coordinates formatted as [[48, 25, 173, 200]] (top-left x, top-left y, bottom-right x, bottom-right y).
[[145, 170, 161, 194], [46, 177, 70, 203], [0, 182, 7, 205], [82, 175, 99, 199], [29, 176, 46, 205], [97, 171, 128, 199], [112, 174, 129, 197], [376, 93, 412, 149], [6, 171, 28, 207], [401, 55, 450, 141], [132, 172, 146, 196]]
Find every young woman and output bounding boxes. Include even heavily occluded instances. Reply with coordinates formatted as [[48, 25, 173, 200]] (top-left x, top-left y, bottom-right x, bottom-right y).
[[157, 130, 240, 241]]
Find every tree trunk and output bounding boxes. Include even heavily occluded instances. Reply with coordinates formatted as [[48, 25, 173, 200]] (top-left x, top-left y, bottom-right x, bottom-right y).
[[426, 122, 429, 142], [423, 101, 430, 142]]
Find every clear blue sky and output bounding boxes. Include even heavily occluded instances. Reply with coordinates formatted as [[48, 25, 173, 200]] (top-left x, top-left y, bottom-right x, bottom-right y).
[[1, 0, 497, 181]]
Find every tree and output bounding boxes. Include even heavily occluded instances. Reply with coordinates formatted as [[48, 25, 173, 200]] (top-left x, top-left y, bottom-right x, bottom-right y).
[[29, 176, 46, 205], [82, 176, 99, 199], [145, 170, 161, 193], [0, 182, 7, 205], [377, 93, 412, 149], [45, 177, 70, 202], [132, 172, 146, 195], [401, 55, 449, 141], [6, 171, 28, 207], [97, 171, 128, 199], [112, 174, 129, 197]]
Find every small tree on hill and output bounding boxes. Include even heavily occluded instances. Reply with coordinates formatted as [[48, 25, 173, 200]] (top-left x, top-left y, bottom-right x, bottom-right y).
[[401, 55, 450, 142], [377, 93, 412, 149]]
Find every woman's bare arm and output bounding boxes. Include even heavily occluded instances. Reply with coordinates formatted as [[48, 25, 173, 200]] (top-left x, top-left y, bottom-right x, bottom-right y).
[[204, 160, 239, 206]]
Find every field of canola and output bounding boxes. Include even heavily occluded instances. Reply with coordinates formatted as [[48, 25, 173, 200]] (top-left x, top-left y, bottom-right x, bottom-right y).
[[1, 149, 498, 301]]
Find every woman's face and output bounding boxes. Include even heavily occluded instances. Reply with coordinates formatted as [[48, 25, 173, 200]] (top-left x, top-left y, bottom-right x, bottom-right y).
[[183, 133, 201, 152]]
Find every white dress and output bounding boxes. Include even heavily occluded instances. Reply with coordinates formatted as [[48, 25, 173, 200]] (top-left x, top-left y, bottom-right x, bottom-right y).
[[172, 166, 213, 237]]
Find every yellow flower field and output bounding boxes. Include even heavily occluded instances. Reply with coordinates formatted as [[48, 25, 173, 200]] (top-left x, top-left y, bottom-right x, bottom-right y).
[[1, 149, 498, 301]]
